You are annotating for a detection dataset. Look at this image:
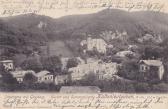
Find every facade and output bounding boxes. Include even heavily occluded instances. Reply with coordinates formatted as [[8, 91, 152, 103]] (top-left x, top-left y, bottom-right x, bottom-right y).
[[139, 60, 164, 81], [96, 62, 118, 80], [10, 70, 36, 83], [69, 61, 98, 81], [55, 74, 69, 85], [36, 71, 53, 83], [69, 61, 118, 81], [0, 60, 14, 71], [81, 37, 107, 54]]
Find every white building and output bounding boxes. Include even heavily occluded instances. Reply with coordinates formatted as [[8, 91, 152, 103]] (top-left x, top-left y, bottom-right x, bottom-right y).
[[10, 70, 36, 83], [0, 60, 14, 71], [96, 62, 118, 80], [69, 61, 98, 81], [139, 60, 164, 80], [36, 70, 53, 83], [55, 74, 69, 85], [69, 61, 118, 81], [81, 37, 107, 54]]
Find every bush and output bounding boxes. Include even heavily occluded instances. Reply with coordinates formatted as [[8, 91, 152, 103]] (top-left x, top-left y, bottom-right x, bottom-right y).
[[152, 83, 168, 93], [0, 72, 19, 91], [21, 58, 43, 72], [118, 59, 139, 80], [66, 58, 78, 69], [101, 79, 135, 93], [134, 82, 151, 93]]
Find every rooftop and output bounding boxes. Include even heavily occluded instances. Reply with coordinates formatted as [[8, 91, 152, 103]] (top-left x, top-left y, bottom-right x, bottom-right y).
[[36, 70, 51, 77], [140, 60, 163, 67], [0, 60, 13, 63], [10, 70, 36, 78], [59, 86, 101, 93]]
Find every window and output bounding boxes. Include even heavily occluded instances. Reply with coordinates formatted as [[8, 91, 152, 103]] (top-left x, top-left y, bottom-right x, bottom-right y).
[[140, 65, 147, 72], [45, 77, 47, 80]]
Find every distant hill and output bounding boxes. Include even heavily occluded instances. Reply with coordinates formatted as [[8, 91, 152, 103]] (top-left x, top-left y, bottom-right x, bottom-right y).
[[1, 9, 168, 57], [55, 9, 168, 40], [2, 9, 168, 40]]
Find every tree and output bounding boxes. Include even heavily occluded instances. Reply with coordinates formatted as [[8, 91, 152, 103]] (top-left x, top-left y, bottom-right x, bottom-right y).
[[118, 59, 139, 80], [21, 58, 43, 72], [134, 82, 151, 93], [140, 45, 163, 60], [41, 56, 62, 73], [23, 73, 37, 84], [0, 71, 19, 91], [66, 58, 78, 69], [1, 72, 18, 84]]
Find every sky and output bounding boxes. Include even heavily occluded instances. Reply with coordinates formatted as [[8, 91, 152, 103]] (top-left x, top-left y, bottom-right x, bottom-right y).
[[0, 0, 168, 18]]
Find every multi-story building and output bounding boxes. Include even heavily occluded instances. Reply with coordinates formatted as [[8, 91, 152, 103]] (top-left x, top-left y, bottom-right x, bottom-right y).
[[80, 37, 107, 54], [69, 61, 118, 81]]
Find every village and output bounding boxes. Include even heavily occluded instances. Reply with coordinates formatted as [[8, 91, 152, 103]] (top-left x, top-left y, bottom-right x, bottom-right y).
[[0, 35, 166, 93]]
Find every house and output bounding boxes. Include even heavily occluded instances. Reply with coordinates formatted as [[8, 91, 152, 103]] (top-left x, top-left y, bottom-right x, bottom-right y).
[[96, 62, 118, 80], [69, 61, 98, 81], [36, 70, 53, 83], [69, 61, 118, 81], [55, 74, 70, 85], [81, 37, 107, 54], [10, 70, 36, 83], [0, 60, 14, 71], [139, 60, 164, 80], [59, 86, 101, 93]]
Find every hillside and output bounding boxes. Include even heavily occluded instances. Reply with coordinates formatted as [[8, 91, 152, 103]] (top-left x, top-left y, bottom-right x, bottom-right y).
[[1, 9, 168, 58], [2, 9, 168, 40]]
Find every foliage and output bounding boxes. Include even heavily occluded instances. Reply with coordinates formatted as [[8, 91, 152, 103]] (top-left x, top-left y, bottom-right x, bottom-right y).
[[66, 58, 79, 69], [23, 73, 37, 84], [118, 59, 139, 80], [152, 83, 168, 93], [0, 71, 19, 91], [140, 45, 163, 60], [41, 56, 62, 73], [134, 82, 152, 93], [21, 58, 43, 72]]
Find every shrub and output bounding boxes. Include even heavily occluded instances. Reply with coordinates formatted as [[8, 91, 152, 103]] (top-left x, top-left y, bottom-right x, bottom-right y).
[[134, 82, 151, 93]]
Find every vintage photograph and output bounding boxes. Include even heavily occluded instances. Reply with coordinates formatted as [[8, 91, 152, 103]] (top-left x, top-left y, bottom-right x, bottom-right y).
[[0, 0, 168, 94]]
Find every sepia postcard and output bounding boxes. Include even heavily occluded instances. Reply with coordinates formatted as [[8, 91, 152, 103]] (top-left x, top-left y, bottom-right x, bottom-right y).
[[0, 0, 168, 109]]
